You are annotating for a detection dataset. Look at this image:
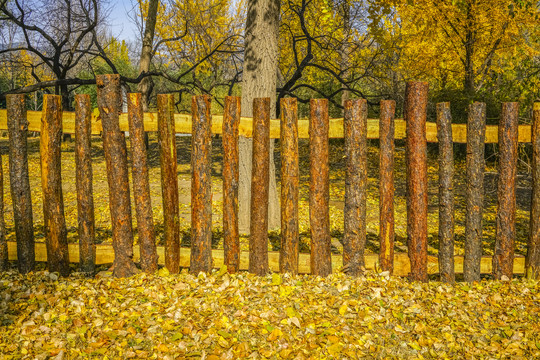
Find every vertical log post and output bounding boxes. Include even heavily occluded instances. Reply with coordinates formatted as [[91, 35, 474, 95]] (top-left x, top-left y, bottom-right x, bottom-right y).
[[128, 93, 158, 273], [280, 97, 299, 274], [75, 94, 96, 275], [310, 99, 331, 277], [41, 95, 70, 276], [493, 102, 519, 280], [436, 102, 455, 283], [96, 74, 138, 278], [157, 94, 180, 273], [343, 99, 368, 276], [249, 98, 271, 275], [0, 155, 7, 270], [191, 95, 213, 274], [379, 100, 396, 274], [6, 94, 34, 274], [223, 96, 240, 273], [405, 81, 429, 282], [464, 102, 486, 282], [528, 103, 540, 279]]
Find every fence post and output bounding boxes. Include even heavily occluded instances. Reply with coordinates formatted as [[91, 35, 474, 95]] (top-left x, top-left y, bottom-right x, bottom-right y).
[[75, 94, 96, 275], [527, 102, 540, 279], [6, 94, 34, 274], [249, 98, 270, 275], [436, 102, 455, 283], [379, 100, 395, 274], [191, 95, 213, 274], [41, 95, 70, 276], [493, 102, 519, 280], [310, 99, 331, 277], [344, 99, 368, 276], [128, 93, 158, 273], [223, 96, 240, 273], [280, 97, 299, 274], [157, 94, 180, 274], [96, 74, 138, 278], [0, 154, 7, 270], [405, 82, 429, 282], [464, 102, 486, 282]]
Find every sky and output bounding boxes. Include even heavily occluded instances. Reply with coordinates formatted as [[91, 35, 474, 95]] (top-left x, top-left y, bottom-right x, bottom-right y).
[[107, 0, 139, 42]]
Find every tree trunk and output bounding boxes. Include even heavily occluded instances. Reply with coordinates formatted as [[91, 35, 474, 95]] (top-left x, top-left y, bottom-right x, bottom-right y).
[[527, 102, 540, 279], [0, 154, 7, 270], [238, 0, 281, 234]]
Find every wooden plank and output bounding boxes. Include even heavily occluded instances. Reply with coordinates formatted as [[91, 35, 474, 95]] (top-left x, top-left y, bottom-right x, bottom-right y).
[[6, 241, 525, 276], [0, 109, 534, 142]]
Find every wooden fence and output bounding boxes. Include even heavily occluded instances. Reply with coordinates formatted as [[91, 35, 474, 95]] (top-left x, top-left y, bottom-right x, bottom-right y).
[[0, 74, 539, 282]]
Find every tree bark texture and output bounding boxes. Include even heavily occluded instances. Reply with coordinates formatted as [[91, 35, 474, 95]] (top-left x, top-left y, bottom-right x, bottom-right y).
[[96, 74, 138, 278], [41, 95, 70, 276], [379, 100, 395, 274], [157, 94, 180, 274], [343, 99, 367, 276], [7, 94, 35, 274], [493, 102, 518, 280], [0, 154, 7, 270], [137, 0, 159, 111], [436, 102, 455, 283], [464, 102, 486, 282], [75, 94, 95, 275], [405, 82, 429, 282], [310, 99, 331, 277], [527, 103, 540, 279], [280, 97, 299, 274], [223, 96, 240, 273], [249, 98, 270, 275], [191, 95, 213, 274], [127, 93, 158, 273], [239, 0, 281, 235]]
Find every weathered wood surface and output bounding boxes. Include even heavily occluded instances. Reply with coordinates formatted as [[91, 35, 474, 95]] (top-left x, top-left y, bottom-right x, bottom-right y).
[[41, 95, 70, 276], [527, 102, 540, 279], [1, 109, 535, 143], [0, 154, 6, 270], [5, 241, 527, 276]]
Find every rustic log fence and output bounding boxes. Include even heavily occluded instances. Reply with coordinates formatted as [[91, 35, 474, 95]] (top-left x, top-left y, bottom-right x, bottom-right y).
[[1, 75, 539, 282]]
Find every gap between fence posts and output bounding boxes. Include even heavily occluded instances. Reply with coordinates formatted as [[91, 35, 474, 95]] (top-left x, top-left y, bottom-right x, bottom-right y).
[[527, 103, 540, 279], [157, 94, 180, 274], [464, 102, 487, 282]]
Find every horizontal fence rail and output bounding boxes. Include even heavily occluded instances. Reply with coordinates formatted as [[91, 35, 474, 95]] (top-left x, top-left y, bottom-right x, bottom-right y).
[[0, 109, 535, 142]]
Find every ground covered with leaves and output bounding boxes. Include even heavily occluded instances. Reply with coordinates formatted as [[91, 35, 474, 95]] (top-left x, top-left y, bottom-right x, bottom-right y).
[[1, 269, 539, 359]]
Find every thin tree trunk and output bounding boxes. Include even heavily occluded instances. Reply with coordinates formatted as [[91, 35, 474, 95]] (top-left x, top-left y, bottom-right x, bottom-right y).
[[527, 102, 540, 279], [138, 0, 159, 111]]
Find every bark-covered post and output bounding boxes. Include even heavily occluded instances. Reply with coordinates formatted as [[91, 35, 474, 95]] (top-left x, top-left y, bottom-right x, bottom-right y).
[[493, 102, 519, 280], [223, 96, 240, 273], [528, 103, 540, 279], [128, 93, 158, 273], [75, 94, 96, 275], [280, 97, 299, 274], [0, 155, 7, 270], [379, 100, 395, 274], [310, 99, 331, 277], [157, 94, 180, 274], [249, 98, 270, 275], [343, 99, 367, 276], [464, 102, 486, 282], [41, 95, 70, 276], [405, 81, 429, 282], [436, 102, 455, 283], [7, 94, 34, 274], [96, 74, 138, 278], [191, 95, 213, 274]]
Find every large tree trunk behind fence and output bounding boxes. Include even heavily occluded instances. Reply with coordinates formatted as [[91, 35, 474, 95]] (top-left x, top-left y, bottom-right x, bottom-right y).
[[41, 95, 70, 276], [436, 102, 455, 283], [464, 102, 486, 282], [96, 74, 138, 278], [343, 99, 367, 276], [7, 94, 35, 274], [379, 100, 395, 274], [528, 102, 540, 279], [0, 155, 7, 270], [493, 102, 518, 280], [157, 94, 180, 274], [310, 99, 331, 277], [128, 93, 158, 273], [191, 95, 213, 274]]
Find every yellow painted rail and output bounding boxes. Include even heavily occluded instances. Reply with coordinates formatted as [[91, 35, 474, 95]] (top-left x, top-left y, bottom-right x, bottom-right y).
[[6, 242, 525, 276], [0, 109, 533, 143]]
